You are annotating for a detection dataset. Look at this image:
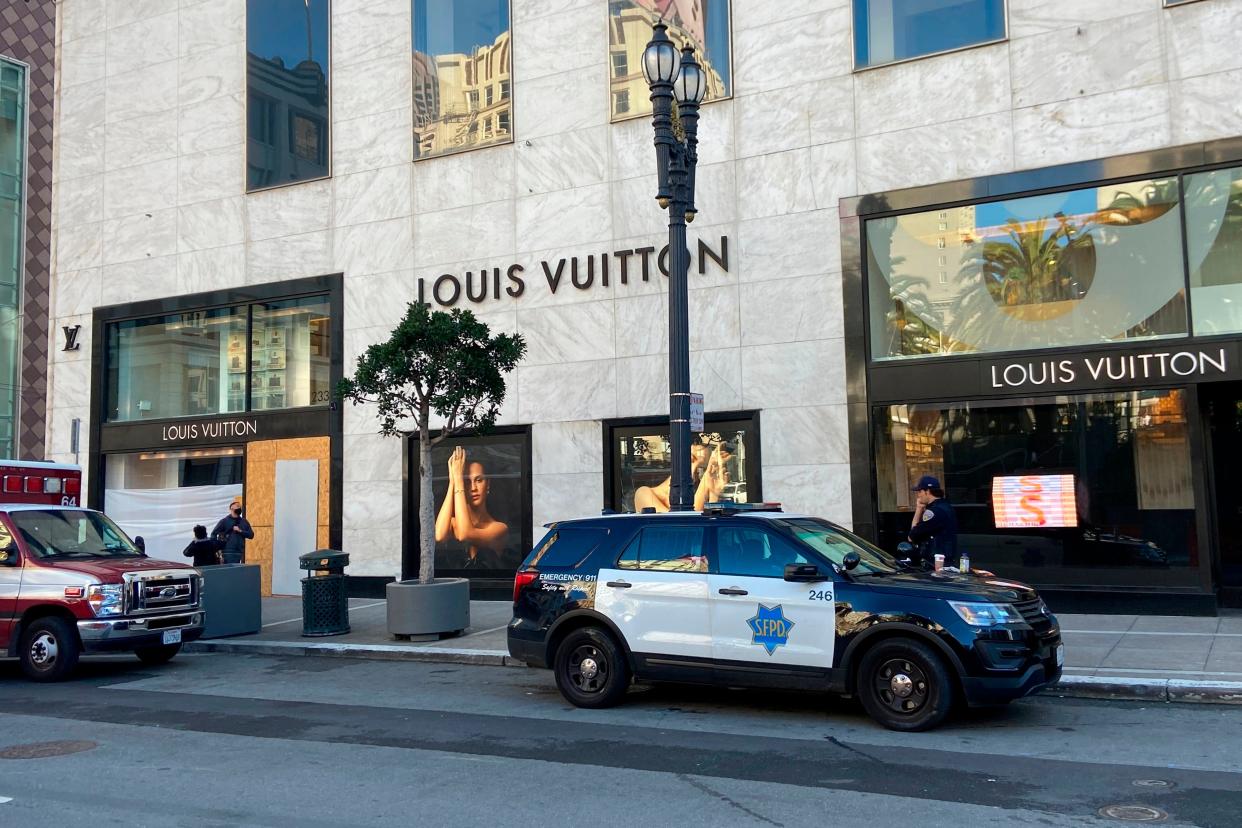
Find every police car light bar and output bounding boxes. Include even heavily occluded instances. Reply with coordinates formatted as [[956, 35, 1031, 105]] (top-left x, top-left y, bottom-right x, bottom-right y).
[[702, 502, 783, 514]]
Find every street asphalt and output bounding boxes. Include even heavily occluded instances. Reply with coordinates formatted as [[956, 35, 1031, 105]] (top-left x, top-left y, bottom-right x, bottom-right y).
[[1, 651, 1240, 827], [185, 598, 1242, 704]]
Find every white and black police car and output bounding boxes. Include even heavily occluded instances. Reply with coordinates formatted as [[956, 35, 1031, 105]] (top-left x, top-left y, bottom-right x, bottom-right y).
[[508, 503, 1063, 731]]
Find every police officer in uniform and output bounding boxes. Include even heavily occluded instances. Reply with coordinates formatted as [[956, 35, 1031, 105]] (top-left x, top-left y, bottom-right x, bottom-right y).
[[908, 475, 959, 569]]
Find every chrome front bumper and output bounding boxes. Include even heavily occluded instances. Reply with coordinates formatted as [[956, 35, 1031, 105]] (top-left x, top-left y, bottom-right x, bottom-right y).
[[77, 611, 205, 651]]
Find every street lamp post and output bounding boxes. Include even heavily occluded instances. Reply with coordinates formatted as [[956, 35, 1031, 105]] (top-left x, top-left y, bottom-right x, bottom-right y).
[[643, 21, 707, 512]]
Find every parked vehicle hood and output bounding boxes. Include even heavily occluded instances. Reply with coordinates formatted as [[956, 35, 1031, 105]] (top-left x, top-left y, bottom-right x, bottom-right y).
[[859, 570, 1039, 603], [30, 556, 193, 581]]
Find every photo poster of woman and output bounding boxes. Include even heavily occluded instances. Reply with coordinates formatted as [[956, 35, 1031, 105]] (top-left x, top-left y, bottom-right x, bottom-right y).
[[620, 426, 750, 514], [430, 436, 526, 573]]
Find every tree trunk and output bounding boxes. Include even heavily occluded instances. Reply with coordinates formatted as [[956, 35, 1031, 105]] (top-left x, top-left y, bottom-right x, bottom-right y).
[[418, 428, 435, 586]]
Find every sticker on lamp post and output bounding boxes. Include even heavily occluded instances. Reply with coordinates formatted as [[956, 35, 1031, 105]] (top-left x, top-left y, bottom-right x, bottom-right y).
[[689, 393, 704, 433]]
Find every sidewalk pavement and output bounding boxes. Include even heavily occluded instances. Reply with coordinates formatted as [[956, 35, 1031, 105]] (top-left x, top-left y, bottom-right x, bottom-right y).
[[185, 598, 1242, 705]]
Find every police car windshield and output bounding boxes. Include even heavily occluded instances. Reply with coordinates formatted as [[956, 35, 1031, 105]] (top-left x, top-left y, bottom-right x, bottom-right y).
[[779, 519, 900, 575], [9, 510, 142, 559]]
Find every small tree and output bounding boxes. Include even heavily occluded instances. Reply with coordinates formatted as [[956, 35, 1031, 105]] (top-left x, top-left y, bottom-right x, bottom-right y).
[[337, 302, 526, 585]]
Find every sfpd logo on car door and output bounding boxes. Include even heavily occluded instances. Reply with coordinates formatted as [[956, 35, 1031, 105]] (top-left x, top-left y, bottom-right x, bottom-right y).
[[747, 604, 795, 655]]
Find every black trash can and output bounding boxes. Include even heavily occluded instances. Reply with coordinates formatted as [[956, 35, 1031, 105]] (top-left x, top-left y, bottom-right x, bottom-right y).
[[299, 550, 350, 637]]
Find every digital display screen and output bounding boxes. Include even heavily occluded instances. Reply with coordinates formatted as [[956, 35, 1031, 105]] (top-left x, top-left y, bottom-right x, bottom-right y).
[[992, 474, 1078, 529]]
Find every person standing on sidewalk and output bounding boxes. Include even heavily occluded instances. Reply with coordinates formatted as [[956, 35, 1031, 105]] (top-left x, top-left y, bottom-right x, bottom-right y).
[[212, 500, 253, 564], [183, 524, 223, 567], [908, 475, 959, 569]]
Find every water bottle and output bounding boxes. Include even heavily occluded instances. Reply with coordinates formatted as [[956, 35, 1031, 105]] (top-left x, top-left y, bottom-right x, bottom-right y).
[[960, 552, 971, 573]]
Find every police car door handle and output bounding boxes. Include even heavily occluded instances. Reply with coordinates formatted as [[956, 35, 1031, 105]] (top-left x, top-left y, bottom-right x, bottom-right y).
[[718, 587, 749, 596], [605, 579, 632, 588]]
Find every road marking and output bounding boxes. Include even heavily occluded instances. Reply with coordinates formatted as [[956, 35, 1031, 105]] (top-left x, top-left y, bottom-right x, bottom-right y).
[[0, 796, 12, 804], [1063, 629, 1242, 638], [261, 600, 386, 628], [460, 624, 508, 638]]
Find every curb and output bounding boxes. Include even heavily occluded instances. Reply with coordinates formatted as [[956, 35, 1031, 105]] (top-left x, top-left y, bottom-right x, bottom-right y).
[[185, 639, 528, 667], [1043, 675, 1242, 705], [186, 640, 1242, 705]]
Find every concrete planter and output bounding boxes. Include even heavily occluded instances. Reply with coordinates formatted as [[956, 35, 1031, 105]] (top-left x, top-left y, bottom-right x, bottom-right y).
[[386, 578, 470, 639], [199, 563, 262, 639]]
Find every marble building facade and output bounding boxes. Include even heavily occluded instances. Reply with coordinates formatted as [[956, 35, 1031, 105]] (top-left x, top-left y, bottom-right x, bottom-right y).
[[48, 0, 1242, 583]]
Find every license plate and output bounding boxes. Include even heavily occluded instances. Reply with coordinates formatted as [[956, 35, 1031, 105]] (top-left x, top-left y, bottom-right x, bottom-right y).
[[162, 629, 182, 645], [1055, 643, 1064, 667]]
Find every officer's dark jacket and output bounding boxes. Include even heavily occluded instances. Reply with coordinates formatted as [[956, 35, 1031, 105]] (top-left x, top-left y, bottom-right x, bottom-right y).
[[908, 498, 959, 564]]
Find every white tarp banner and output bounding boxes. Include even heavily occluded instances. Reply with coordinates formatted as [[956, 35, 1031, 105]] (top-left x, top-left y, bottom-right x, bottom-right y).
[[105, 484, 243, 562]]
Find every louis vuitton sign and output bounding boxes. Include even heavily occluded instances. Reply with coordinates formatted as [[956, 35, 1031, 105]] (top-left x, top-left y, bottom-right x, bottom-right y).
[[417, 235, 730, 308]]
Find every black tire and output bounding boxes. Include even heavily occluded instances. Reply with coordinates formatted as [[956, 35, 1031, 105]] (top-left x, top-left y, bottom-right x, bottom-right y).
[[135, 643, 182, 665], [19, 616, 81, 682], [856, 638, 955, 732], [553, 627, 630, 709]]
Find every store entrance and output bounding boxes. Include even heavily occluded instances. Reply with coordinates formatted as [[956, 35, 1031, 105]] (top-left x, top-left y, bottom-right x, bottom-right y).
[[1202, 382, 1242, 607]]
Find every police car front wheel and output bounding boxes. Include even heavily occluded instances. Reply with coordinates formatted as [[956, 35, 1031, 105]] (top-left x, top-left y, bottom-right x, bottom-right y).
[[857, 639, 955, 732], [554, 627, 630, 709]]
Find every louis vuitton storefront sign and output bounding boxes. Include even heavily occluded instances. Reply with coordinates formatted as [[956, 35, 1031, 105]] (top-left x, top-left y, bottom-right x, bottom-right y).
[[986, 346, 1236, 394]]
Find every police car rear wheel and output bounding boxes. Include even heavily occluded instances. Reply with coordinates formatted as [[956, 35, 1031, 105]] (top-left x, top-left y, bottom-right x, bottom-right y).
[[857, 639, 954, 732], [554, 628, 629, 709]]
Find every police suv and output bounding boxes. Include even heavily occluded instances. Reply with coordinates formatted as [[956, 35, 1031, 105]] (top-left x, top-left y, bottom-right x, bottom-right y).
[[508, 504, 1063, 731]]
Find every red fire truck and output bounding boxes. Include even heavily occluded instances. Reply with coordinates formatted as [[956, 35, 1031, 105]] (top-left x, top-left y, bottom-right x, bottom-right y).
[[0, 459, 83, 507], [0, 461, 204, 681]]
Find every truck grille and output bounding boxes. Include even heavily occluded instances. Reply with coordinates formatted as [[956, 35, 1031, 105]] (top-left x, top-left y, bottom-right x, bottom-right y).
[[1014, 598, 1055, 636], [127, 572, 200, 615]]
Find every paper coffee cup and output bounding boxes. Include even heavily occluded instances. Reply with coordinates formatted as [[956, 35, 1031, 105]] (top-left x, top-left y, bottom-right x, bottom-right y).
[[934, 554, 945, 571]]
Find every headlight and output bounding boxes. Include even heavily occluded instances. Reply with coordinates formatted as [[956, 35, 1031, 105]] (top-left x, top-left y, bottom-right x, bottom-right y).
[[87, 584, 124, 617], [949, 601, 1023, 626]]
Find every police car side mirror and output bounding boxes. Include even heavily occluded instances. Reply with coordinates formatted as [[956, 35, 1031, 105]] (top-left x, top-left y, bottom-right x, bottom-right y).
[[784, 563, 826, 583], [133, 536, 146, 554], [842, 552, 861, 571]]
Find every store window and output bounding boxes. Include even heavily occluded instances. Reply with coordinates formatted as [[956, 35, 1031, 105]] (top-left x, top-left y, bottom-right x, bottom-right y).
[[607, 0, 732, 122], [411, 0, 512, 160], [106, 308, 248, 422], [0, 58, 25, 458], [853, 0, 1006, 69], [246, 0, 331, 190], [103, 448, 244, 560], [867, 175, 1189, 360], [872, 390, 1199, 588], [250, 296, 332, 410], [106, 297, 331, 422], [1185, 165, 1242, 335], [413, 429, 531, 577], [608, 416, 759, 513]]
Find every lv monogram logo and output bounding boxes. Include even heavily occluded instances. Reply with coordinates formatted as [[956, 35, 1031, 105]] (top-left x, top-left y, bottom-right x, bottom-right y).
[[62, 325, 82, 351]]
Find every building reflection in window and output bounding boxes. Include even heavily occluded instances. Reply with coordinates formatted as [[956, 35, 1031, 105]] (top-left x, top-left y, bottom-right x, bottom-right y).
[[1185, 165, 1242, 335], [250, 297, 332, 410], [412, 0, 512, 160], [853, 0, 1006, 68], [873, 391, 1199, 588], [867, 177, 1190, 360], [246, 0, 331, 190], [608, 0, 732, 122], [106, 308, 249, 422]]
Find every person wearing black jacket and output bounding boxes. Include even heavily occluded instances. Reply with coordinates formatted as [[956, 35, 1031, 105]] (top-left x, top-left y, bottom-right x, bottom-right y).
[[908, 475, 959, 568], [212, 501, 254, 564], [183, 524, 222, 567]]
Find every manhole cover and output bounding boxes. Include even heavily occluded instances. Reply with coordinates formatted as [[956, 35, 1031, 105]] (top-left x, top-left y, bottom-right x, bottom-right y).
[[1132, 780, 1174, 789], [1099, 804, 1168, 822], [0, 740, 98, 760]]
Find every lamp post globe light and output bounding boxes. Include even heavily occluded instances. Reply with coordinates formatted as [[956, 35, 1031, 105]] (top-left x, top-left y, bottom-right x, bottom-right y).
[[643, 20, 707, 512]]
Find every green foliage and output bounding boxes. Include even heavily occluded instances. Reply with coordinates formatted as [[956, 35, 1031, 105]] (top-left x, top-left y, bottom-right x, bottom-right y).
[[337, 302, 526, 440]]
